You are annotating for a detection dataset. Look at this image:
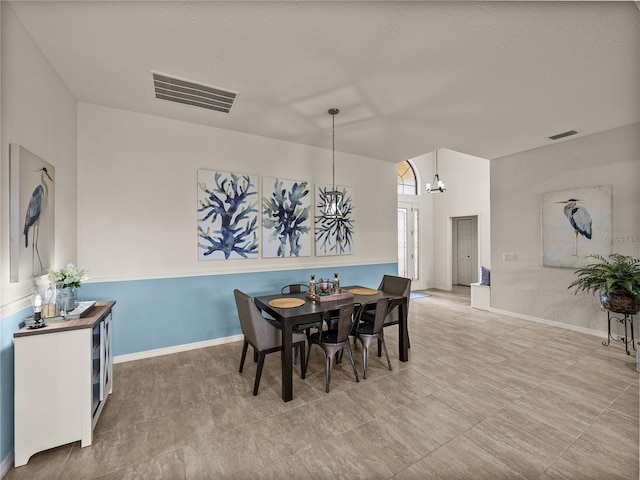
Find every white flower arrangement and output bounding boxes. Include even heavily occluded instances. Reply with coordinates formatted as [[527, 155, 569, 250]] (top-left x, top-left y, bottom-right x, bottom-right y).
[[48, 263, 89, 289]]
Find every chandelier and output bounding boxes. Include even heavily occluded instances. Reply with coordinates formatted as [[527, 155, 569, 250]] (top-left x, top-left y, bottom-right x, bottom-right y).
[[323, 108, 345, 218], [426, 149, 446, 193]]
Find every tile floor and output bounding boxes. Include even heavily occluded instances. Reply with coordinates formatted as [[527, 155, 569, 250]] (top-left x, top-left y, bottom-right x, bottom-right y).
[[5, 287, 639, 479]]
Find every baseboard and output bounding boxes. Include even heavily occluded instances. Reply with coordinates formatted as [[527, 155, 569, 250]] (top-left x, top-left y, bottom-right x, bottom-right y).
[[1, 453, 14, 479], [489, 307, 608, 339], [113, 334, 244, 364]]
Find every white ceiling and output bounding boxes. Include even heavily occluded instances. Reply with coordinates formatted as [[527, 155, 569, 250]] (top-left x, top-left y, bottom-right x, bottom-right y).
[[9, 1, 640, 162]]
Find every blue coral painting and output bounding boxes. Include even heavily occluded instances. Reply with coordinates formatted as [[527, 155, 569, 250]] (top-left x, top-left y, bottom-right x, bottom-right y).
[[198, 170, 259, 260], [262, 177, 311, 258], [314, 184, 354, 256]]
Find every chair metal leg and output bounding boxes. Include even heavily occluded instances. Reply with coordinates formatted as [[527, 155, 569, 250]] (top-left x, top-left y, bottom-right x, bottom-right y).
[[361, 342, 369, 379], [305, 343, 313, 373], [325, 352, 333, 393], [359, 334, 391, 378], [380, 334, 392, 371], [239, 339, 249, 373], [253, 352, 266, 396], [343, 344, 360, 383]]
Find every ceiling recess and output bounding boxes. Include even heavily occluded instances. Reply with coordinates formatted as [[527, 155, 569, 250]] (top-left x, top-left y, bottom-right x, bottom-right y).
[[152, 72, 238, 113], [548, 130, 578, 140]]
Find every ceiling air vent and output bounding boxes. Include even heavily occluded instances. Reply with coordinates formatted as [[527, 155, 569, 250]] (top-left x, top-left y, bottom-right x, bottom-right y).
[[152, 72, 238, 114], [548, 130, 578, 141]]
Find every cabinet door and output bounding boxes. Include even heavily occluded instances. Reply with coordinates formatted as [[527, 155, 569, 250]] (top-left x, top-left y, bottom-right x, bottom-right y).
[[99, 313, 113, 400], [14, 330, 84, 467]]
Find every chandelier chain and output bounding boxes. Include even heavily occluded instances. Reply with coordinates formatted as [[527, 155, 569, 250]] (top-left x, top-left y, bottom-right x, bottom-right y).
[[332, 111, 336, 189]]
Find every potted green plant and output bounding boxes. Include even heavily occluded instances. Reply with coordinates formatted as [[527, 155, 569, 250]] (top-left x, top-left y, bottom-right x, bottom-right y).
[[568, 253, 640, 314]]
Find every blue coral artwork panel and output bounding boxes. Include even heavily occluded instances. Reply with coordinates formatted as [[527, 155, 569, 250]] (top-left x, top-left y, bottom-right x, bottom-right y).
[[314, 184, 355, 257], [262, 177, 311, 258], [197, 169, 259, 260]]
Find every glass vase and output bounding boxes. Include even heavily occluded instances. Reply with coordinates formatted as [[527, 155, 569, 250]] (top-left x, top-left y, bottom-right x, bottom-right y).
[[57, 285, 77, 316]]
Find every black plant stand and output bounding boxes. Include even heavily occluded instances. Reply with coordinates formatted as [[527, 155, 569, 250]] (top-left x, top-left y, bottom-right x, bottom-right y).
[[603, 310, 635, 355]]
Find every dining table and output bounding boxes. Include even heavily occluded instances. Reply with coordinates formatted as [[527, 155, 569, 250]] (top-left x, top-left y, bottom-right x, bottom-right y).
[[253, 285, 409, 402]]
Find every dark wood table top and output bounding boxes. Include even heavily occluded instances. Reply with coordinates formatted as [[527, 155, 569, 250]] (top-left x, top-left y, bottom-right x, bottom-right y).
[[253, 286, 405, 324]]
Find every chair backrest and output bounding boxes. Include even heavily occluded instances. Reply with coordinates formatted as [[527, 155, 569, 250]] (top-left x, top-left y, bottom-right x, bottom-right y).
[[370, 297, 391, 333], [378, 275, 411, 297], [378, 275, 411, 321], [281, 283, 309, 294], [233, 289, 282, 351], [354, 297, 391, 335], [335, 303, 355, 343]]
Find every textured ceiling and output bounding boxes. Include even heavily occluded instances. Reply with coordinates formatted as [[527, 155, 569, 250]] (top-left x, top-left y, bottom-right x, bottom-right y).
[[9, 1, 640, 162]]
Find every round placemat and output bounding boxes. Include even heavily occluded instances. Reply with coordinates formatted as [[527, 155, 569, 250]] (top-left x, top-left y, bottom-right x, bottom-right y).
[[269, 297, 306, 308], [349, 288, 379, 296]]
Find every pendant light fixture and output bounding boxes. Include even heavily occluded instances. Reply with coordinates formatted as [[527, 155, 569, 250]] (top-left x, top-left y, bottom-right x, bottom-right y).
[[323, 108, 345, 218], [426, 149, 446, 193]]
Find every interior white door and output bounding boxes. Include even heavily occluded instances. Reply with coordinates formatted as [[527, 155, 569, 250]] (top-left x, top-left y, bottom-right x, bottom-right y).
[[456, 218, 473, 286]]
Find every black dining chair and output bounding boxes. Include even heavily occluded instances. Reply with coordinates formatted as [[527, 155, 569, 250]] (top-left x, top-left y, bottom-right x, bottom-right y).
[[360, 275, 412, 355], [351, 297, 393, 379], [281, 283, 323, 366], [234, 289, 307, 395], [285, 282, 339, 331], [306, 303, 359, 393], [281, 284, 308, 295]]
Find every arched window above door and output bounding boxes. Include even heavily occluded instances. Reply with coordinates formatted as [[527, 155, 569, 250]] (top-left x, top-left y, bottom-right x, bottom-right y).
[[397, 160, 418, 195]]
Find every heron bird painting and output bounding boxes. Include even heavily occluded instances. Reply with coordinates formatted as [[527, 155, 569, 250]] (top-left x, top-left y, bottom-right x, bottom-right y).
[[24, 167, 53, 272], [9, 144, 56, 282], [541, 185, 612, 268], [557, 198, 592, 256]]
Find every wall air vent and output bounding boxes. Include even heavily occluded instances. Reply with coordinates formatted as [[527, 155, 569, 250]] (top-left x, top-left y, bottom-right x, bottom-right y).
[[548, 130, 578, 140], [152, 72, 238, 114]]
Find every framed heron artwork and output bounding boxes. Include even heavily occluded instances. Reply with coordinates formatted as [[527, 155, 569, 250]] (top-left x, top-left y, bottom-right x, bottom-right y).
[[541, 185, 612, 268], [197, 169, 259, 260], [9, 144, 56, 282], [314, 184, 354, 256], [262, 177, 311, 258]]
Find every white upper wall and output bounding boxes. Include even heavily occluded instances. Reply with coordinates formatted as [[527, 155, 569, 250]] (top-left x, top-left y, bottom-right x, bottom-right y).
[[407, 149, 491, 290], [0, 2, 77, 315], [77, 103, 397, 282], [491, 124, 640, 331]]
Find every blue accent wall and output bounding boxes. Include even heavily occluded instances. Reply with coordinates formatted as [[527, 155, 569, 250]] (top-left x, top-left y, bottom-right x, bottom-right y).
[[0, 263, 396, 464], [0, 307, 30, 464], [80, 264, 397, 357]]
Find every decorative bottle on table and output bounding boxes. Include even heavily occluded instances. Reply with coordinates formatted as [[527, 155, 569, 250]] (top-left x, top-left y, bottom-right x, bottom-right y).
[[309, 275, 316, 295], [332, 273, 340, 293]]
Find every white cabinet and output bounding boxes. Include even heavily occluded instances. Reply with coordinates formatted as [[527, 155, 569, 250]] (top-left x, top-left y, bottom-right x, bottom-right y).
[[14, 301, 115, 467]]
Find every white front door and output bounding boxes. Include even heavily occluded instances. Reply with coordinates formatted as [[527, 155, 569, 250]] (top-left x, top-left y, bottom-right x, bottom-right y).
[[398, 202, 421, 287]]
